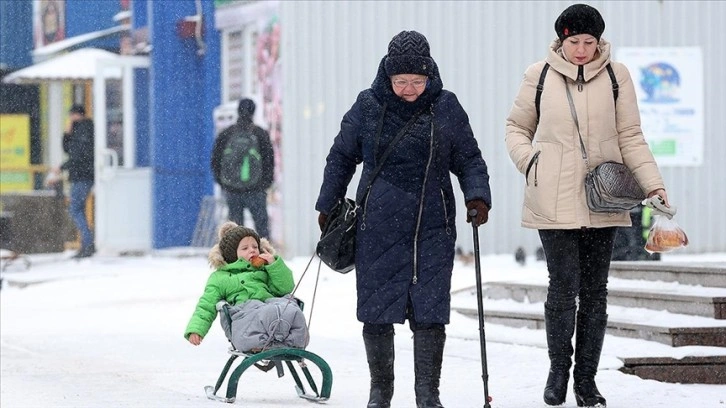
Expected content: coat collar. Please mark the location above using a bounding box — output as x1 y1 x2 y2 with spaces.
545 38 612 82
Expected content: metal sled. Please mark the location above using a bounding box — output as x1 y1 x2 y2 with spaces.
204 347 333 403
205 298 333 404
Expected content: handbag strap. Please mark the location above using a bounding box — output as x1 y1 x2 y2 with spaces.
358 105 426 229
563 74 591 170
367 106 425 191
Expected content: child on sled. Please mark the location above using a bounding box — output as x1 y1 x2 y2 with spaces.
184 222 308 352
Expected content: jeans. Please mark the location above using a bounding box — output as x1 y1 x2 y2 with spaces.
538 228 617 317
224 189 270 238
69 180 94 249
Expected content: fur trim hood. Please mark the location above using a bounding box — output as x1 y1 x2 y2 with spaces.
208 221 277 269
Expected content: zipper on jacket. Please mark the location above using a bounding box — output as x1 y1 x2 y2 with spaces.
525 150 541 186
576 65 584 92
440 189 451 235
360 186 372 230
412 114 435 285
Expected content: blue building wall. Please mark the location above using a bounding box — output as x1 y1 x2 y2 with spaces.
65 0 118 50
147 0 219 247
0 0 33 70
132 0 150 168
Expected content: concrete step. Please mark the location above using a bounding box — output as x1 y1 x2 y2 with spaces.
609 261 726 288
619 355 726 384
451 297 726 347
482 279 726 319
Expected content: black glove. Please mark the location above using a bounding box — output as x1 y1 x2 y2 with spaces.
465 200 489 227
318 212 328 232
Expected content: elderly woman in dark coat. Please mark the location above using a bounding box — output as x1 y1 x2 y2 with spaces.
316 30 492 408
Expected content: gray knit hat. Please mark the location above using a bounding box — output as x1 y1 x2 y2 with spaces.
218 222 261 264
384 30 434 77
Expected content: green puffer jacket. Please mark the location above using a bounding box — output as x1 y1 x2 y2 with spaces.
184 256 295 340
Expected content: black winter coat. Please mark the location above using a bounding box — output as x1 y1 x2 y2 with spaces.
210 119 275 193
316 58 492 325
61 119 95 182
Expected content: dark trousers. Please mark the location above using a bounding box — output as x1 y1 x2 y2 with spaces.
224 189 270 239
69 180 94 249
538 228 616 316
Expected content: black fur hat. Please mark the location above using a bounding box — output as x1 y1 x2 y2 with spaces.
384 30 434 77
218 222 260 264
555 4 605 41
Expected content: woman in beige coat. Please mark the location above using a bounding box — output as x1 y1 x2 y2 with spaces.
505 4 671 408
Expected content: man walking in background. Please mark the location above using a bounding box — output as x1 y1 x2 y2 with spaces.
50 104 95 259
211 98 274 239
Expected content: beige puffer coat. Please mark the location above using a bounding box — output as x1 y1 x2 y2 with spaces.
506 39 665 230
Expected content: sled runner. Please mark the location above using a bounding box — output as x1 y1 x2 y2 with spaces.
204 259 333 404
204 344 333 403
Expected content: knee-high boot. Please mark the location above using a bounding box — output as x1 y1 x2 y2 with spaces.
413 328 446 408
543 305 576 406
573 313 608 407
363 331 395 408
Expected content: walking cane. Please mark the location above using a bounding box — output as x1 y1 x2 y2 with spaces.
469 209 492 407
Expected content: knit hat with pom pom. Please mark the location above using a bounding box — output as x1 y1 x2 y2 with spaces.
217 222 261 264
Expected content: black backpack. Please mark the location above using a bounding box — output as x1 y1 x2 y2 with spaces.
535 62 619 123
219 126 263 191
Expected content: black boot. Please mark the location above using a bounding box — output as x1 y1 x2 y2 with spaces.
543 305 576 406
573 313 608 407
413 328 446 408
72 243 95 259
363 331 395 408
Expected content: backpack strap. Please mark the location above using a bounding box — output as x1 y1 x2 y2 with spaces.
535 63 550 124
605 63 619 102
535 62 619 123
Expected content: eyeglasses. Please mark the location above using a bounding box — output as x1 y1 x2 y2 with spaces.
391 78 428 89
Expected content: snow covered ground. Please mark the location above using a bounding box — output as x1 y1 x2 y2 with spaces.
1 250 725 407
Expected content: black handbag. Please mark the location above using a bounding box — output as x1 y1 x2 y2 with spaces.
564 76 645 213
316 197 358 273
316 105 423 273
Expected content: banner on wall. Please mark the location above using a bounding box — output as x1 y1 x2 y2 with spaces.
33 0 66 49
616 47 703 167
0 114 33 193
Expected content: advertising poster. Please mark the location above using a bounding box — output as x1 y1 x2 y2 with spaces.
0 115 32 193
33 0 66 48
616 47 703 166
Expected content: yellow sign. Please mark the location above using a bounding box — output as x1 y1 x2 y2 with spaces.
0 114 32 193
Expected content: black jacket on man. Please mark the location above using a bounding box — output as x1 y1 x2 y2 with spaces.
61 118 95 182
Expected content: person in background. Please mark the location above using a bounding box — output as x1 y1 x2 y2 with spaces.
50 104 95 259
211 98 275 239
505 4 671 407
316 30 492 408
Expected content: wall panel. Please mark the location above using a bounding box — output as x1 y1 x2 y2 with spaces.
280 1 725 258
